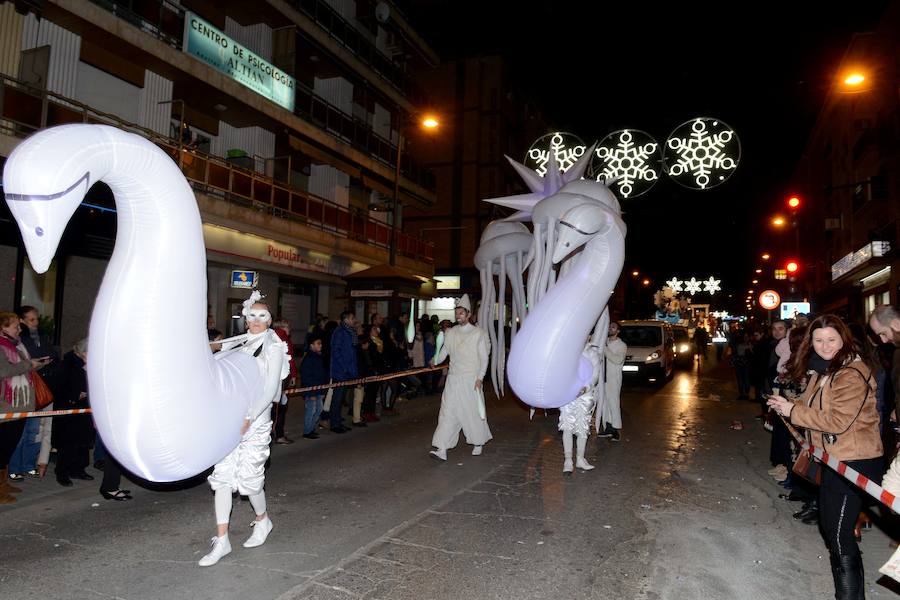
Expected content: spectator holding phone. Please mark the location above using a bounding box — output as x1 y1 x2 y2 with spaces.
0 311 50 503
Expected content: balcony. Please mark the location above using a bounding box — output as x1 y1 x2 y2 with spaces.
84 0 435 193
0 75 434 264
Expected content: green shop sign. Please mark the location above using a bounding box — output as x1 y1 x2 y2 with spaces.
183 12 295 111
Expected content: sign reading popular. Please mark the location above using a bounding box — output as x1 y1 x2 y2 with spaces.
183 12 295 111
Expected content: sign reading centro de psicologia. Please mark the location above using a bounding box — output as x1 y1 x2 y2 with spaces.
183 12 295 112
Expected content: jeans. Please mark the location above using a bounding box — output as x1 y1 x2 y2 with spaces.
820 457 882 559
304 394 324 434
330 387 349 429
9 418 40 474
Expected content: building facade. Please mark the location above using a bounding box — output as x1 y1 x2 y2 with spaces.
791 1 900 322
403 55 547 320
0 0 441 348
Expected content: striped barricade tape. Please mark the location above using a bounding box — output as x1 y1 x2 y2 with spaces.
0 365 448 420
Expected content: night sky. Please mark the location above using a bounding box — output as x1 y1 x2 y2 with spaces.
405 1 889 313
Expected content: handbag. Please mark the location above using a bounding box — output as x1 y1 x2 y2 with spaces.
32 371 53 410
792 448 823 485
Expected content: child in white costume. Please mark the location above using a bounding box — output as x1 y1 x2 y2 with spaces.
559 342 603 474
199 291 291 567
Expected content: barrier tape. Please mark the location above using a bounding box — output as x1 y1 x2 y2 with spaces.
0 365 448 420
283 364 446 396
0 408 92 420
778 414 899 512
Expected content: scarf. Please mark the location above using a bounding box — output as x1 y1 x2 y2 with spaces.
0 333 33 407
807 351 832 375
342 321 358 347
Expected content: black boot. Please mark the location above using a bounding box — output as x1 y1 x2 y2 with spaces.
793 499 818 520
831 553 864 600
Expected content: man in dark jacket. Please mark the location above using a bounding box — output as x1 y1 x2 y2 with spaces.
329 310 358 433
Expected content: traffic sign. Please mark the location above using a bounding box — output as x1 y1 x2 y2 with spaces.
758 289 781 310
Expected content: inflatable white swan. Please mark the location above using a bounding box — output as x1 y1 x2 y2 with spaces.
3 125 263 482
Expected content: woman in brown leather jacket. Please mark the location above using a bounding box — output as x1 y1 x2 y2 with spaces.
768 314 881 600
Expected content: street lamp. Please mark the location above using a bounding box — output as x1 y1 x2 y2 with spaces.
771 216 786 227
389 113 440 266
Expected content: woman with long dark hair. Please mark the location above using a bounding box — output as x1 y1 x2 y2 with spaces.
768 314 882 599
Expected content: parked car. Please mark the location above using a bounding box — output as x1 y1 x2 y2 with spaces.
618 320 675 384
671 324 693 368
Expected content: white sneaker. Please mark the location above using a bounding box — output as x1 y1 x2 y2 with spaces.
243 516 273 548
471 445 483 456
576 458 595 471
429 448 447 461
563 458 573 475
198 535 231 567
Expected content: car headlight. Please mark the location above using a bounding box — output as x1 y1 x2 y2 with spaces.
679 344 690 353
646 351 660 362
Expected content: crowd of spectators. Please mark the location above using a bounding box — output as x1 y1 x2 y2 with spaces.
719 305 899 598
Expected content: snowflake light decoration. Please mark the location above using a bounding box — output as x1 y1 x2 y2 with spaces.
684 277 703 295
590 129 660 199
665 277 684 292
702 276 721 295
524 132 587 177
664 117 740 190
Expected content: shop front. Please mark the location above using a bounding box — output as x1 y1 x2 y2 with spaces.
203 224 370 343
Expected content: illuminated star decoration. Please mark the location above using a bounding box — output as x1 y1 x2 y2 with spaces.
702 276 721 295
664 117 740 190
524 132 587 177
665 277 684 292
485 143 597 220
591 129 660 198
684 277 703 295
712 311 730 319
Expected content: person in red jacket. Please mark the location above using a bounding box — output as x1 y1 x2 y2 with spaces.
272 319 298 444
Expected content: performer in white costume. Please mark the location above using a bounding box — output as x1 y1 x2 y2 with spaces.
199 291 290 567
559 342 603 474
429 294 492 460
597 321 626 441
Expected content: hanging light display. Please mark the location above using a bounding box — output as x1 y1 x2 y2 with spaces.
663 117 740 190
524 132 587 176
589 129 660 199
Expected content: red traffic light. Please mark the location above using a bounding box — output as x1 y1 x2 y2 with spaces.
786 260 799 274
787 196 801 209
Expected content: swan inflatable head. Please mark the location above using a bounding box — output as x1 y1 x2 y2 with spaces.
3 125 113 272
553 201 626 264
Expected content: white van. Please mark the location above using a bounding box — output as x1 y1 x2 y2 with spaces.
617 320 675 384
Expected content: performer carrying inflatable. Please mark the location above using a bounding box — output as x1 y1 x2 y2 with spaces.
199 291 290 567
559 342 603 474
429 294 492 461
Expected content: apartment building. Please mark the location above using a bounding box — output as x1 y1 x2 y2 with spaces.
0 0 441 347
790 1 900 321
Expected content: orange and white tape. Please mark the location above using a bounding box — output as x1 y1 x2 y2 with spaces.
0 365 448 420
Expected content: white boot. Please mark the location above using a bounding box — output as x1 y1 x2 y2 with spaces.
562 432 574 475
576 435 594 471
471 445 483 456
198 535 231 567
429 448 447 461
243 516 273 548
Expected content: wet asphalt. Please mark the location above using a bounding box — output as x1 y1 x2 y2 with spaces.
1 354 899 599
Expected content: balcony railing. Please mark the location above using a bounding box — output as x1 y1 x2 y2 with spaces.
85 0 436 193
0 75 434 264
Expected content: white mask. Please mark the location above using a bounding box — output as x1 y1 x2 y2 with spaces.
246 309 271 324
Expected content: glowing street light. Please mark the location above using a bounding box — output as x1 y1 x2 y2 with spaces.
752 279 758 284
642 279 651 286
844 72 866 86
755 268 762 274
421 116 440 129
761 253 770 260
772 216 786 227
632 270 640 277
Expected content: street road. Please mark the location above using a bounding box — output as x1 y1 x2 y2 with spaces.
1 356 897 599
